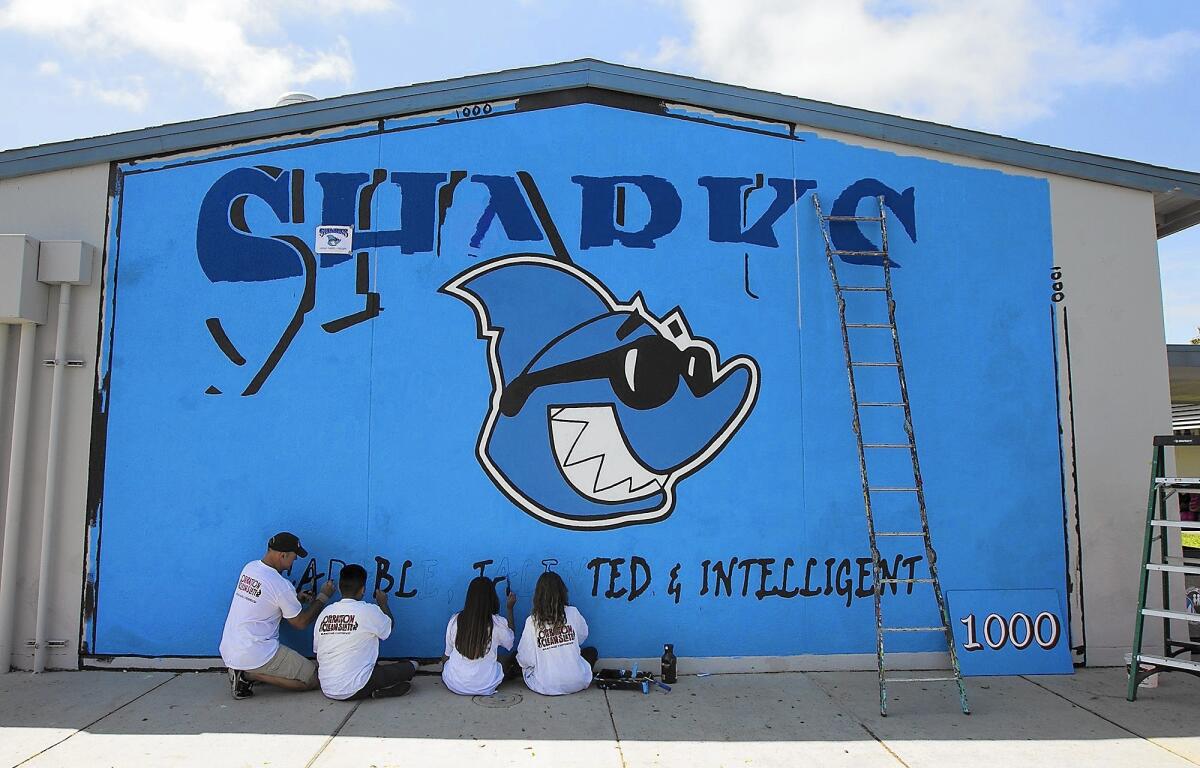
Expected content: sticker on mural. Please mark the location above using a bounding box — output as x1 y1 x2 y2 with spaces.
315 225 352 255
442 256 760 530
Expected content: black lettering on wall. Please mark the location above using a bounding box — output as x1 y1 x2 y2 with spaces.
754 558 777 600
800 557 821 596
396 559 417 598
878 555 901 596
606 558 628 599
586 557 609 597
296 558 325 597
736 558 769 598
822 558 837 596
711 557 738 597
668 563 682 604
902 555 922 595
779 557 801 598
629 556 651 601
327 559 346 589
374 556 395 595
855 557 873 598
835 559 853 607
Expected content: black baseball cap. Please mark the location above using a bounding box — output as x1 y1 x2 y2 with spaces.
268 532 308 558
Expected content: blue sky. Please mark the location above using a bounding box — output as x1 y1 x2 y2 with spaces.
1 0 1196 341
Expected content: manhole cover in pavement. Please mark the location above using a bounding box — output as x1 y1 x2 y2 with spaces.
472 692 523 708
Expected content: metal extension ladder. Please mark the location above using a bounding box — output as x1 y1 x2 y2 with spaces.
812 194 969 716
1127 434 1200 700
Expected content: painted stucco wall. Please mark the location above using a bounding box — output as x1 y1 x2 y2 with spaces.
0 96 1175 674
0 163 109 670
803 125 1173 665
1048 177 1172 666
81 101 1073 674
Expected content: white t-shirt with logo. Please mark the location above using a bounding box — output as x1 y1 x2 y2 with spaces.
313 598 393 700
442 613 515 696
219 559 303 670
516 606 592 695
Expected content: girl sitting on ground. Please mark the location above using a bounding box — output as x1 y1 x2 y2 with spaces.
516 571 598 695
441 576 517 696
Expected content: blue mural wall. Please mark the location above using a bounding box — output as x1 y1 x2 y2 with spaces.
88 99 1069 673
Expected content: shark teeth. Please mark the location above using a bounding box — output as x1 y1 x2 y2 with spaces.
549 405 666 503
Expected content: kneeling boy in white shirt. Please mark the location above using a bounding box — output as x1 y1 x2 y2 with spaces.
314 564 416 700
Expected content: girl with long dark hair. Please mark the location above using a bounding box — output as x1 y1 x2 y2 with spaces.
441 576 517 695
515 571 597 695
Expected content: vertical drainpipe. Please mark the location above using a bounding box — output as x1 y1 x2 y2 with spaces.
0 325 8 579
0 324 9 416
0 322 39 673
26 242 93 673
32 284 72 673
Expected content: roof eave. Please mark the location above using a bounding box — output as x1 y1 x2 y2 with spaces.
1158 199 1200 239
1 59 1197 238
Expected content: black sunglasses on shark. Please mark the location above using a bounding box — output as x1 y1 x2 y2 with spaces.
498 333 719 418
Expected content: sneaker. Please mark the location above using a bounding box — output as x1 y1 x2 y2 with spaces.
370 681 412 699
229 669 255 700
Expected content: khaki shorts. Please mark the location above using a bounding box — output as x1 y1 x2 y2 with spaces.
248 645 316 686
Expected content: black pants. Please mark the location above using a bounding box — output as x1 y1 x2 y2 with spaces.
499 652 521 681
348 661 416 700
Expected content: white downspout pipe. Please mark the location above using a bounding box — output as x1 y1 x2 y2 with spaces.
0 324 10 527
0 324 9 420
33 284 72 673
0 322 38 673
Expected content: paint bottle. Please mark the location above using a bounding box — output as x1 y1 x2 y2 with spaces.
661 643 677 684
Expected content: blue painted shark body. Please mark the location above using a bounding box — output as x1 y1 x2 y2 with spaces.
443 255 759 530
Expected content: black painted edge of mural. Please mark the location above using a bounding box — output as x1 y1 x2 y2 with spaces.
79 162 124 657
117 86 800 178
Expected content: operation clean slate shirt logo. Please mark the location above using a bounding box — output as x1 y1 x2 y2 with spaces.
318 614 360 633
315 225 353 255
236 574 262 599
536 623 576 649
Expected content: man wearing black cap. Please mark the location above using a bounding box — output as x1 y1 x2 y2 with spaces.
219 532 334 700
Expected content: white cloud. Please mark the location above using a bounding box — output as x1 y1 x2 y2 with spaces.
33 56 147 110
68 76 150 111
650 0 1200 129
310 0 394 13
0 0 397 110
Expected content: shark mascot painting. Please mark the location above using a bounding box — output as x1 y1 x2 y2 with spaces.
442 255 760 530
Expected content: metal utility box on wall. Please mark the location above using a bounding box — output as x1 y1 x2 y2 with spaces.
0 235 47 324
37 240 95 286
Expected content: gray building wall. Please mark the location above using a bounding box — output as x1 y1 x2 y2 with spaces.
1048 178 1173 666
0 163 109 670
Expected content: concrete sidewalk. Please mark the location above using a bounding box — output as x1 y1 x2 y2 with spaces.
3 667 1199 767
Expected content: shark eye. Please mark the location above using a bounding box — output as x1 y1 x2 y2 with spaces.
615 336 681 410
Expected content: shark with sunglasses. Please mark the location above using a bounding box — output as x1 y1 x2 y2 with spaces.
442 255 759 530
